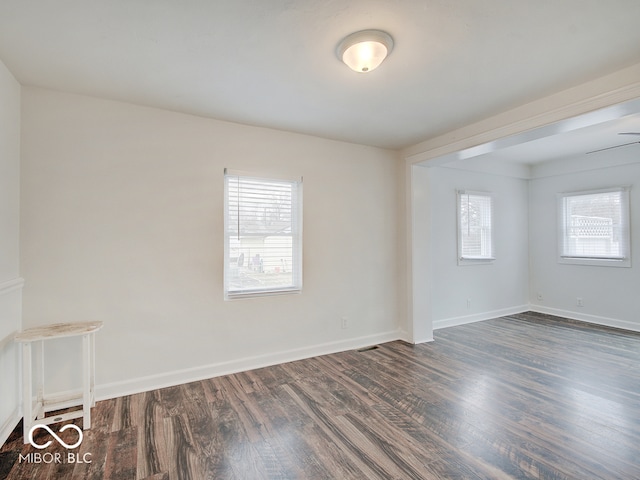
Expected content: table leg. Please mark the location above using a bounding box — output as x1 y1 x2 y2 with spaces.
90 332 96 407
22 342 32 444
36 340 44 420
82 333 91 429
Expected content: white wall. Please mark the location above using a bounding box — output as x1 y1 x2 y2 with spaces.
410 148 640 335
405 164 434 343
529 151 640 331
0 58 23 445
426 165 530 328
20 87 403 398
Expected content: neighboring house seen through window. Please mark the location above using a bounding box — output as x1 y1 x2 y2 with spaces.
558 187 630 267
224 170 303 298
457 190 494 265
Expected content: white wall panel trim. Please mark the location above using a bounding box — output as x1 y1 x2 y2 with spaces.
0 277 24 297
0 406 21 447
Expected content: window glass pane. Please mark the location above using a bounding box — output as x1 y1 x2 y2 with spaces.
561 189 628 261
459 192 493 261
224 173 302 297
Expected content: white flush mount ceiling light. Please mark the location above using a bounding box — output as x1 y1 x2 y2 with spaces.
337 29 394 73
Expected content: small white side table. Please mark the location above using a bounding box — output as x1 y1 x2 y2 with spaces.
14 321 103 444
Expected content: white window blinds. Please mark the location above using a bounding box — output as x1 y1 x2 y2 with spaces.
559 187 630 265
458 191 494 262
224 171 303 298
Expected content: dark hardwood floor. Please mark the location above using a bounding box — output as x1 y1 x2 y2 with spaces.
2 311 640 479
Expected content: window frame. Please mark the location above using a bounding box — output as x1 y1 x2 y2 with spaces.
223 170 303 299
557 186 631 268
457 190 495 266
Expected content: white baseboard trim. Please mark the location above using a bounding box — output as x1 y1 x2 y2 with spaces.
0 406 21 447
529 305 640 333
397 328 410 343
396 329 434 344
433 305 530 330
96 329 402 401
413 335 434 344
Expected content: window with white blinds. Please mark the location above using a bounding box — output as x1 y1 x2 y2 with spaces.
558 187 630 267
457 191 494 264
224 171 303 298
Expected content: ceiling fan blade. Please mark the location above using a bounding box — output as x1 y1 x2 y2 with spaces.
586 140 640 154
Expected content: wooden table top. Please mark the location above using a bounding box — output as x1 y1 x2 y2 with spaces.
14 321 104 343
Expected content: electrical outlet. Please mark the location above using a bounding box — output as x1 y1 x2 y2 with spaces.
466 298 471 309
577 297 584 307
341 316 349 329
536 293 543 302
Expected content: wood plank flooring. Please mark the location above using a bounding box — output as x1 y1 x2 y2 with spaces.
2 311 640 479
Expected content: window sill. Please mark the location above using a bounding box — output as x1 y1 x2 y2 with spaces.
225 287 302 300
558 257 631 268
458 257 495 266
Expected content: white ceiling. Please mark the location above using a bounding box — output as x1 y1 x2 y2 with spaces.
1 0 640 155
